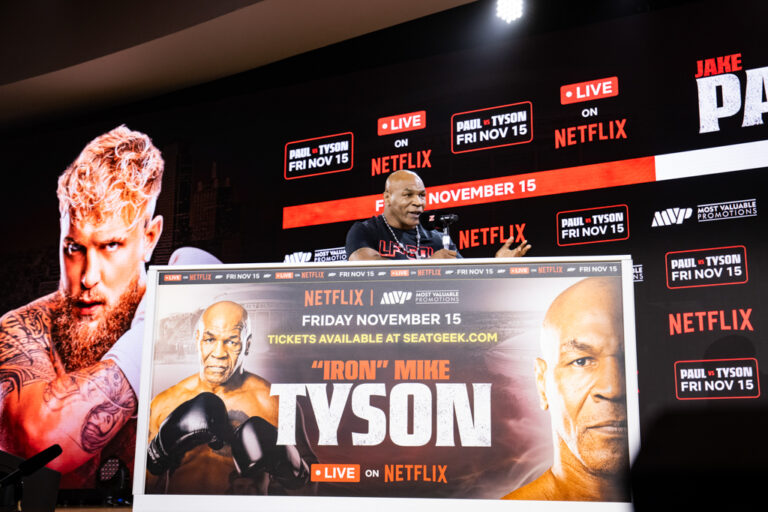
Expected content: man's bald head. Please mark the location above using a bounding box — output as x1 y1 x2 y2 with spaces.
384 170 424 193
534 277 628 476
196 301 252 385
540 277 622 359
200 301 249 331
382 170 426 230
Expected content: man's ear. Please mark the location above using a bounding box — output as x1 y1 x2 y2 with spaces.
244 335 251 356
143 215 164 262
534 357 549 410
383 190 391 207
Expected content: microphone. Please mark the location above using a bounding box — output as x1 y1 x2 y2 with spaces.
0 445 62 488
419 211 459 230
419 211 459 249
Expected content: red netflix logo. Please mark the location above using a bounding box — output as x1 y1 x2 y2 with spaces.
561 77 619 105
668 308 753 335
378 111 426 136
458 223 525 250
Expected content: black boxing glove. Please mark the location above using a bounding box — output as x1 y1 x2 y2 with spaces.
231 416 310 489
147 392 231 475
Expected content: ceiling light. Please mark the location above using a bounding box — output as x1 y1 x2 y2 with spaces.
497 0 523 23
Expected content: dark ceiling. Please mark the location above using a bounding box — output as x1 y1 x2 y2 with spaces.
0 0 704 128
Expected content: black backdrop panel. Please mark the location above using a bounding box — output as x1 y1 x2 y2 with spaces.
0 0 766 495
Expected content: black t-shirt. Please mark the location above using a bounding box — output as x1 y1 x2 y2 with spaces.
345 215 460 260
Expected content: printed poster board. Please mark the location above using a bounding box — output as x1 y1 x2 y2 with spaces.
134 256 639 511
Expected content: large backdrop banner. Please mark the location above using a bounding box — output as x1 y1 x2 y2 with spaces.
0 0 765 499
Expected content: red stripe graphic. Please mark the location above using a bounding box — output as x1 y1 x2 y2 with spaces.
282 156 656 229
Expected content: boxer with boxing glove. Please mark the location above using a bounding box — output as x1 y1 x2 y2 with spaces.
232 416 310 489
147 392 231 475
147 300 316 494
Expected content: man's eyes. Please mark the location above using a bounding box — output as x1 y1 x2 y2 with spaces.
64 242 84 255
569 357 595 367
63 241 123 254
203 338 240 346
104 241 123 252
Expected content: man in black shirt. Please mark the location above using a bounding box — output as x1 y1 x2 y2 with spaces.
345 170 531 260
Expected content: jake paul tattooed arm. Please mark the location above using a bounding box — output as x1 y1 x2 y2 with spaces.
0 294 136 473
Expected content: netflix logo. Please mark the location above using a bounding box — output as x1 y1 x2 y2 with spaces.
378 111 426 136
458 223 526 250
669 308 753 335
554 119 627 149
371 150 431 176
560 76 619 104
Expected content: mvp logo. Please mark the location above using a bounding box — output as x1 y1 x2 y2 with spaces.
284 252 312 263
652 207 693 227
381 291 413 305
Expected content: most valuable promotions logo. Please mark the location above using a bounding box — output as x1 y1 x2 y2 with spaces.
651 207 693 227
313 246 347 262
284 251 312 263
653 199 757 227
698 199 757 222
696 52 768 133
380 290 413 305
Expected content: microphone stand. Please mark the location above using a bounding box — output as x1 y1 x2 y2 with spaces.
0 445 62 512
439 214 458 250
